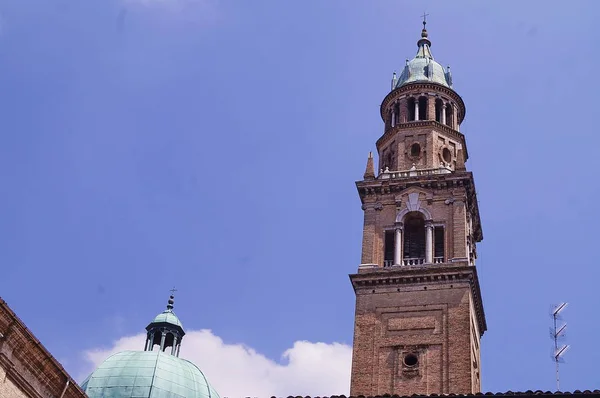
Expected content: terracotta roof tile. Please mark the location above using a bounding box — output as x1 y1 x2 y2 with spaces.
268 392 600 398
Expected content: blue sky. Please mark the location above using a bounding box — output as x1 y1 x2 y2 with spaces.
0 0 599 395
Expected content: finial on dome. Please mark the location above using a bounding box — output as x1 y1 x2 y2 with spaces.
417 13 432 50
421 12 429 36
167 287 177 310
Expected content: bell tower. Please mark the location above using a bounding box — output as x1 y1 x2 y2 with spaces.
349 22 486 396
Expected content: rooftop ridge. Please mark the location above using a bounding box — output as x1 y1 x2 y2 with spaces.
272 392 600 398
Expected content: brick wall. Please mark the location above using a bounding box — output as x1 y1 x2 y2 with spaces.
349 266 483 396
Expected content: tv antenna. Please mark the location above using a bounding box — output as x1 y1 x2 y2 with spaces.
550 303 569 391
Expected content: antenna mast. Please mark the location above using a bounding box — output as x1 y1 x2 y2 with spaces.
550 302 569 391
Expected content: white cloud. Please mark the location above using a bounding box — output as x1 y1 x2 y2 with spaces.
82 329 352 398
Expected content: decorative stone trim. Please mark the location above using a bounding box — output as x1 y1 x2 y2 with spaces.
361 203 384 211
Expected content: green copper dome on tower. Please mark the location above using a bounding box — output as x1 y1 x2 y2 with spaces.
151 311 183 329
81 294 220 398
392 20 453 90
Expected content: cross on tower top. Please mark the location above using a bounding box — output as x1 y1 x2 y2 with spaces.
169 287 178 296
421 12 429 28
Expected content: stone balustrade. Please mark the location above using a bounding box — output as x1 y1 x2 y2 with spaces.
378 164 452 179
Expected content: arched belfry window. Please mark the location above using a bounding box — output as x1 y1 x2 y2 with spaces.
445 103 454 128
403 212 426 262
435 99 444 122
393 102 400 126
407 97 416 121
148 331 162 351
418 97 428 121
163 332 176 352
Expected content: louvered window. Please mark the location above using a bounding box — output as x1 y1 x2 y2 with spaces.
407 98 416 121
384 230 395 267
403 214 425 259
434 226 445 260
418 97 428 120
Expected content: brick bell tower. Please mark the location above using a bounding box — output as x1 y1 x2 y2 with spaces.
349 21 486 396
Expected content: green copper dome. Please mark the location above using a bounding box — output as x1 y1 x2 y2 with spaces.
80 294 220 398
81 351 220 398
152 310 183 329
393 23 453 89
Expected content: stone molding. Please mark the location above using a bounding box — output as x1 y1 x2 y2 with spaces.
349 264 487 336
375 120 469 161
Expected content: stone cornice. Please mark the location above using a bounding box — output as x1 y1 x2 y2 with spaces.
349 264 487 336
375 120 470 161
0 298 86 398
356 170 473 194
380 82 466 124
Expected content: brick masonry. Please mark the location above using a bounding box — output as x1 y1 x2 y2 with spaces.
349 265 485 396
